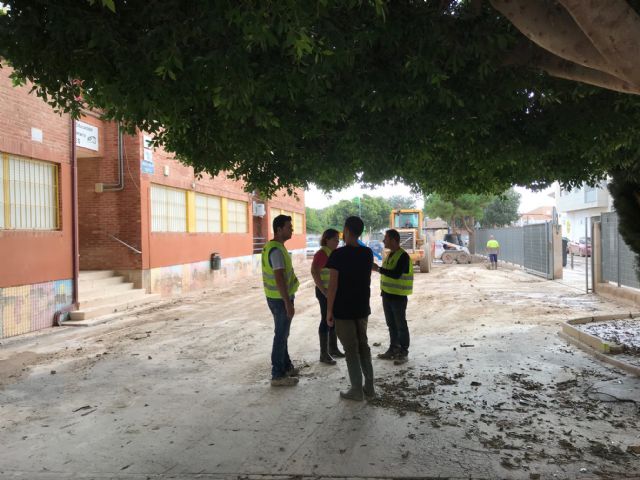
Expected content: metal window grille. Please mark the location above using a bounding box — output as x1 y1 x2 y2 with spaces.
227 199 247 233
195 193 221 233
150 184 187 232
0 154 59 230
294 213 303 234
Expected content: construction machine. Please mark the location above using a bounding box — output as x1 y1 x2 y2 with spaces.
433 239 471 264
389 209 432 273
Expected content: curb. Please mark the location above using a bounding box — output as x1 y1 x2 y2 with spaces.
559 312 640 377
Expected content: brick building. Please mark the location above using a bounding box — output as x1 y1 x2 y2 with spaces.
0 68 306 339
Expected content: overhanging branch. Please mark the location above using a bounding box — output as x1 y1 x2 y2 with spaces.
558 0 640 87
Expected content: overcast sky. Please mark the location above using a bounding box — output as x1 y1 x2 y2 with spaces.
304 183 555 214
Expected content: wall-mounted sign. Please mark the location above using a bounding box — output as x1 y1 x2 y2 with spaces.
75 121 99 151
141 135 154 174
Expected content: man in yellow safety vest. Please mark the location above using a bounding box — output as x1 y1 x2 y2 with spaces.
262 214 300 387
372 228 413 365
486 235 500 270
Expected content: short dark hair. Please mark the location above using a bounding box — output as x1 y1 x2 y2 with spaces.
273 214 292 233
386 229 400 243
320 228 340 246
344 216 364 238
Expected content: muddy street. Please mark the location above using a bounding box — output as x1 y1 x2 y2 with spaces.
1 262 639 479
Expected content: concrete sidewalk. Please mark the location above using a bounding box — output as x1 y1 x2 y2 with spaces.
1 264 639 479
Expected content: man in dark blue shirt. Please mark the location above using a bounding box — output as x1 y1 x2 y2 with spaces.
326 216 375 401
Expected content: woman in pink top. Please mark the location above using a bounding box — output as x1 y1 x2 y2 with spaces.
310 228 344 364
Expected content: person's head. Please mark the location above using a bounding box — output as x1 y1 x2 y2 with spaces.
320 228 340 251
343 216 364 244
384 229 400 250
489 235 495 240
273 214 293 241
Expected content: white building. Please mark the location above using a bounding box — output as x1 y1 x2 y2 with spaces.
551 181 611 241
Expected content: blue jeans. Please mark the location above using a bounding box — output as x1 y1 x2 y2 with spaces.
267 296 294 379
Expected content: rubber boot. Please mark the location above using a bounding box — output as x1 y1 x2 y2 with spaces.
319 332 336 365
328 329 345 358
361 352 375 398
340 352 364 401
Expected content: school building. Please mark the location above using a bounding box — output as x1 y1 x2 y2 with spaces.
0 68 306 339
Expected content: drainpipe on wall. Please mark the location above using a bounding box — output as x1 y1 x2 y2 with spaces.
54 117 80 325
96 123 125 192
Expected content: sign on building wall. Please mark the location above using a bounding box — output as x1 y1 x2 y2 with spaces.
141 135 155 174
75 121 99 151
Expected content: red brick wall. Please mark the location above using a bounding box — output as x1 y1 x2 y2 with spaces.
266 189 306 250
77 121 143 270
141 146 255 268
0 69 73 287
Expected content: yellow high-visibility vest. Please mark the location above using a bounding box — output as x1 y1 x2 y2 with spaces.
261 240 299 299
380 248 413 296
319 246 332 289
486 239 500 251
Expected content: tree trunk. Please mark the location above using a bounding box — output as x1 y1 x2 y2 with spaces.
491 0 640 94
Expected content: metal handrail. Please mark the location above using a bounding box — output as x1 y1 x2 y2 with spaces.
108 234 142 254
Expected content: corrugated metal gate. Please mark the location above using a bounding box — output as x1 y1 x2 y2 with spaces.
476 222 554 279
600 212 640 289
523 223 553 279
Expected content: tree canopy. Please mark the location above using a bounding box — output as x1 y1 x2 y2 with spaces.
2 1 639 197
481 188 521 228
424 193 493 234
308 195 394 234
1 1 639 260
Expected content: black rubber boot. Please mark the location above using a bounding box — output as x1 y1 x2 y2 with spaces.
328 329 345 358
319 332 336 365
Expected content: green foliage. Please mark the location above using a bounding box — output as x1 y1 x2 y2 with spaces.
387 195 416 209
305 207 325 234
481 188 521 227
608 170 640 281
3 0 639 200
424 193 492 232
307 195 392 234
2 1 640 257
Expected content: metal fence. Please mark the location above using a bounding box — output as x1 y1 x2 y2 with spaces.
475 222 554 279
600 212 640 289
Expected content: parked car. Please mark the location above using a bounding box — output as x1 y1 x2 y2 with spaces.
367 240 384 261
568 237 592 257
305 240 320 257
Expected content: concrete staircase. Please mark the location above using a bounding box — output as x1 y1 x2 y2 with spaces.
68 271 161 322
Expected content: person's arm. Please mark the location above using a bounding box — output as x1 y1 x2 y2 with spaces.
270 248 294 319
310 251 328 296
274 269 295 319
326 268 339 327
378 252 409 279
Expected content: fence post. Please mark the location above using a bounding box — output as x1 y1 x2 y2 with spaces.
617 227 621 288
592 220 601 291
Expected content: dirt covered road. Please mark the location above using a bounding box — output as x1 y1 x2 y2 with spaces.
1 262 639 479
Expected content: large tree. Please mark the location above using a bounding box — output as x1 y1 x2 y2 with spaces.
1 1 639 261
481 188 521 228
424 192 493 251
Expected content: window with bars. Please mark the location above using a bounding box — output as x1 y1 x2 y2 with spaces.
226 199 248 233
195 193 221 233
293 212 304 234
150 184 187 232
0 154 59 230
